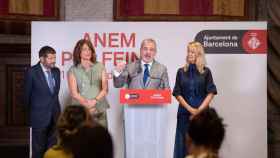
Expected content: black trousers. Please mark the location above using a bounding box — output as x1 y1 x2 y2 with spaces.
31 118 57 158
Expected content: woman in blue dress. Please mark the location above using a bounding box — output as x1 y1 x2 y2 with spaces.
173 41 217 158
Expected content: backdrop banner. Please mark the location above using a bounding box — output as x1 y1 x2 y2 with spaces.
32 22 267 158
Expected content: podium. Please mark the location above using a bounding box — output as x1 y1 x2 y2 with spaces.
120 89 171 158
120 89 171 105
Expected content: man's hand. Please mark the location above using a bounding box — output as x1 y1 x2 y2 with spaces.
115 61 126 73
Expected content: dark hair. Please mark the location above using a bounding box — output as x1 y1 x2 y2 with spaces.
73 39 96 66
38 46 56 58
72 126 114 158
56 105 94 151
188 108 225 153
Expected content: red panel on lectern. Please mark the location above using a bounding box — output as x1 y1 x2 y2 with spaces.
120 89 171 105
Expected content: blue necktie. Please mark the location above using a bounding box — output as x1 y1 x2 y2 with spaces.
143 64 149 85
46 70 55 94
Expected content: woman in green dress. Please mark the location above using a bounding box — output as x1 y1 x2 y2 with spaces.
67 39 110 128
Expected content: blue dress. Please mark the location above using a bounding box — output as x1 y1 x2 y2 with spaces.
173 64 217 158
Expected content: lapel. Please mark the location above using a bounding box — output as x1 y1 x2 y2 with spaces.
36 62 53 95
135 60 146 89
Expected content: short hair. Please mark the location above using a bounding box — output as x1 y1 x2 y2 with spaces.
38 46 56 58
73 39 96 66
140 38 157 52
56 105 94 151
188 108 225 153
72 126 114 158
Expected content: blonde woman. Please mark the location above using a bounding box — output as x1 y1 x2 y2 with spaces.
173 41 217 158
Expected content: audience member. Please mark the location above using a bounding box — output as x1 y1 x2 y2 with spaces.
72 126 113 158
186 108 225 158
44 105 94 158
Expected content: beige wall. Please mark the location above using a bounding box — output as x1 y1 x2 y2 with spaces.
65 0 113 21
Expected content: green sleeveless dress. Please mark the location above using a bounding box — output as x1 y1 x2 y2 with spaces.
68 62 110 127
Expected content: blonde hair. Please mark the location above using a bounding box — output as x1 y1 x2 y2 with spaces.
184 41 206 74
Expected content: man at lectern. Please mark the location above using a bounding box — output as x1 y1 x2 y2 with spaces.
113 38 170 90
113 38 170 158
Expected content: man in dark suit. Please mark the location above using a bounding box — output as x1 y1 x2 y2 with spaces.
24 46 61 158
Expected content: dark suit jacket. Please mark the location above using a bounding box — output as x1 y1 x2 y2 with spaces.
24 62 61 128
